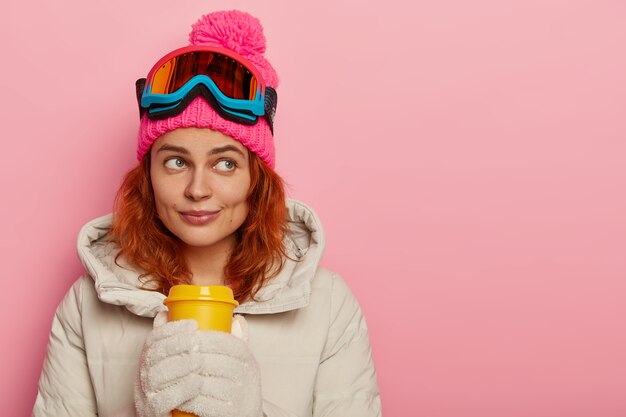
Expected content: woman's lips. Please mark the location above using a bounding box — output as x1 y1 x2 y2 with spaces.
179 210 221 225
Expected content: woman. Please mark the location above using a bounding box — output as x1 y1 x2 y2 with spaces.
33 10 381 417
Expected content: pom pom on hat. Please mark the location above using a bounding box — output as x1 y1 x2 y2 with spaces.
137 10 278 167
189 10 267 56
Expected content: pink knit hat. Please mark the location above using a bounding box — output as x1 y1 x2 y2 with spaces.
137 10 279 168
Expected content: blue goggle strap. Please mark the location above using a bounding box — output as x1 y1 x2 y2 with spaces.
141 75 265 117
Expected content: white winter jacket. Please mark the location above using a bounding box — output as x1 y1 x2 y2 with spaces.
33 199 381 417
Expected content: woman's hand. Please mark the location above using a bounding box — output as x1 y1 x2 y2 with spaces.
135 319 203 417
178 329 262 417
135 313 262 417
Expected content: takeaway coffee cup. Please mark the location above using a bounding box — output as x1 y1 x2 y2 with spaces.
164 284 239 332
164 284 239 417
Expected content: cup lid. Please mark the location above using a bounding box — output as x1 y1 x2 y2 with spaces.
164 285 239 306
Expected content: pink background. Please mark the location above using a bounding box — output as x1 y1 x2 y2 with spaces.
1 0 625 415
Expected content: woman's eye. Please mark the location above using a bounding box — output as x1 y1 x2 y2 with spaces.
164 158 186 169
214 159 236 172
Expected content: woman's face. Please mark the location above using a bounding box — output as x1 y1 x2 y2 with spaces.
150 127 251 251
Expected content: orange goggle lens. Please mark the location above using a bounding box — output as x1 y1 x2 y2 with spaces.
148 51 259 100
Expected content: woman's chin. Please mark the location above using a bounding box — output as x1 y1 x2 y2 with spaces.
175 229 237 251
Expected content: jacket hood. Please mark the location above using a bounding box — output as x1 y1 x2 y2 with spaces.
76 199 325 318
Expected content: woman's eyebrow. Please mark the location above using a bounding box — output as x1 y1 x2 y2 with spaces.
156 143 245 158
208 145 246 158
156 144 189 154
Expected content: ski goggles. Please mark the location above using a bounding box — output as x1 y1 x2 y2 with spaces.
136 45 277 132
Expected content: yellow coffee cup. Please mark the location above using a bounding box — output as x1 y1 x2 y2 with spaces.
164 284 239 332
164 284 239 417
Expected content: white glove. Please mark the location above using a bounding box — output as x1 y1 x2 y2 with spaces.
231 314 249 341
135 318 203 417
178 329 262 417
135 313 262 417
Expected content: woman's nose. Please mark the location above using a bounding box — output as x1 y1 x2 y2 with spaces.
184 169 212 200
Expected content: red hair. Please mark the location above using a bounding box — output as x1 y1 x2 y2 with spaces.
108 151 289 302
